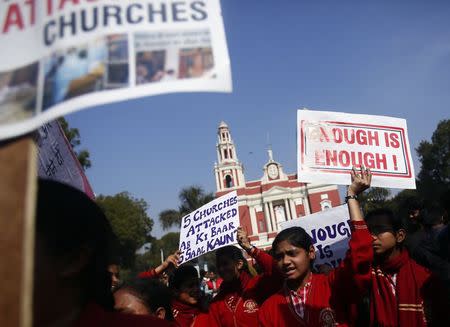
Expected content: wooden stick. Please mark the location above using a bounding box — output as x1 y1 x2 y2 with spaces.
0 137 37 327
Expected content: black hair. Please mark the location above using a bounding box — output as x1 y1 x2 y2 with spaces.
169 265 198 291
422 206 445 227
272 227 313 252
365 208 404 233
36 179 115 310
121 278 174 321
215 245 250 274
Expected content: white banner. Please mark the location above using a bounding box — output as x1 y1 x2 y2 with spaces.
297 109 416 189
36 120 94 198
0 0 232 140
280 205 351 271
178 191 239 264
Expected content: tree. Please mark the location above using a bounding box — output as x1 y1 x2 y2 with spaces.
357 187 391 214
96 192 153 268
135 232 180 273
159 186 214 230
58 117 92 170
416 119 450 208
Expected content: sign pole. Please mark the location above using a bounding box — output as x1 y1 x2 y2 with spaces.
0 136 37 327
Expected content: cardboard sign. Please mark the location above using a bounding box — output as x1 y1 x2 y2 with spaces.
280 205 351 270
297 109 416 189
36 120 94 198
0 0 232 140
178 191 239 264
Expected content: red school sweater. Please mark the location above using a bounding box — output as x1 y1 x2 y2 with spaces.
258 221 373 327
208 248 283 327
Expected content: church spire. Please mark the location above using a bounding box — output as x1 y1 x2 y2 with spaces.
214 122 245 192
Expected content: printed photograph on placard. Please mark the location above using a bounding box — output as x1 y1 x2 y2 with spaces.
42 34 129 110
134 29 215 85
178 47 214 79
0 62 38 126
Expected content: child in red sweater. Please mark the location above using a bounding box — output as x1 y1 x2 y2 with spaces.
364 208 447 326
207 228 283 327
138 252 208 327
258 167 374 327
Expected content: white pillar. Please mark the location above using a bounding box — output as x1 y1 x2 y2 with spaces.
264 202 273 232
232 168 238 187
289 199 297 219
215 170 220 191
249 207 258 236
284 199 290 220
269 202 277 231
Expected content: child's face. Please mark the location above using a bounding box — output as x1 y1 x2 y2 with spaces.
370 231 398 255
274 240 314 281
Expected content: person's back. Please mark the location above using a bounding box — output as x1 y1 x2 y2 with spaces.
34 179 172 327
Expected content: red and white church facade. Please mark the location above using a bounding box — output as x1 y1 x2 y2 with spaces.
214 121 341 250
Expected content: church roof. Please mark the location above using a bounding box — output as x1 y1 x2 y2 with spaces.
218 121 228 128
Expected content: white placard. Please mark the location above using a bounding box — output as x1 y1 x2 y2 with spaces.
0 0 232 140
280 205 351 270
297 109 416 189
36 120 94 198
178 191 239 264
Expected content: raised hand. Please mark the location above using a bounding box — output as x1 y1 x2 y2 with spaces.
348 166 372 196
237 227 252 252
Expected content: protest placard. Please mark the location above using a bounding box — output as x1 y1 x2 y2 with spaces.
280 205 351 270
297 109 416 189
0 0 232 140
178 191 239 264
36 120 94 198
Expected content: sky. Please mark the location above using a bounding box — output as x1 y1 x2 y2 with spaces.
66 0 450 238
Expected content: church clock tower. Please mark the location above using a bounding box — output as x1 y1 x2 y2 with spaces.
214 121 245 192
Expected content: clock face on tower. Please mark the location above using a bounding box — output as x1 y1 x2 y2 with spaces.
268 164 279 179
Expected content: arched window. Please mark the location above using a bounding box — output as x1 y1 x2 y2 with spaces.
225 175 233 188
320 200 332 211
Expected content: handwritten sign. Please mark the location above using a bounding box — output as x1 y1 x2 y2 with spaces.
297 109 415 189
36 120 94 198
178 191 239 264
0 0 232 140
280 205 351 270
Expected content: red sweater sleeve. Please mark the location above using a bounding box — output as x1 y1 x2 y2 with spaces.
251 247 277 275
328 221 373 293
137 268 158 279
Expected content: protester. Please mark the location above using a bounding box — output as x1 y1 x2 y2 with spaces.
207 227 283 327
169 265 209 327
113 278 174 322
34 179 172 327
366 206 447 326
138 251 209 327
107 263 120 292
138 250 181 279
258 166 373 326
205 269 222 298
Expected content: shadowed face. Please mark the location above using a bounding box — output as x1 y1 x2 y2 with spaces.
217 256 242 282
274 240 315 282
108 264 120 291
177 277 201 305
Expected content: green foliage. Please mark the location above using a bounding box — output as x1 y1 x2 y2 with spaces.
58 117 92 170
389 189 420 222
96 192 153 268
416 119 450 208
358 187 391 214
159 186 214 230
135 232 180 272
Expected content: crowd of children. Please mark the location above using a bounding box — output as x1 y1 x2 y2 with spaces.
34 166 449 327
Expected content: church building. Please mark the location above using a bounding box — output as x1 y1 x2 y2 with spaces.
214 121 341 250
